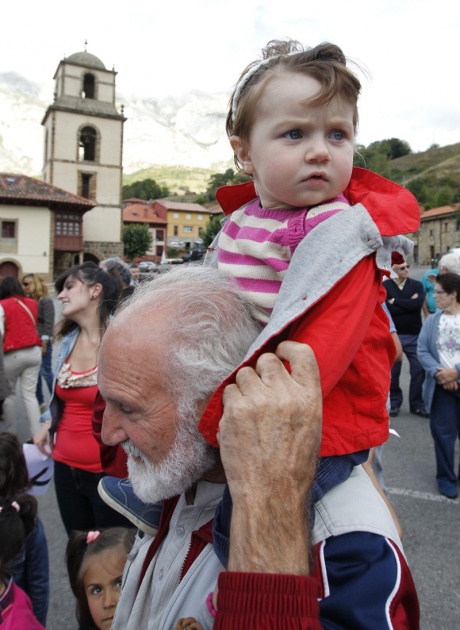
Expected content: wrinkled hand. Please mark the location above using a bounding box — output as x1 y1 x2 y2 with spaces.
33 422 53 456
443 381 459 392
219 341 322 575
219 341 322 501
436 366 459 385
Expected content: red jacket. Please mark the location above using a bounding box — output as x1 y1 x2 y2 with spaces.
1 296 41 353
198 168 420 456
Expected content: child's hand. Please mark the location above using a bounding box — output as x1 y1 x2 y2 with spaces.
175 618 203 630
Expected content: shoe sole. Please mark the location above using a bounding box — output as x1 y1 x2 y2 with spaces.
97 480 159 537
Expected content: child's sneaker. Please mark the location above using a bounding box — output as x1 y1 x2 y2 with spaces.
98 476 162 536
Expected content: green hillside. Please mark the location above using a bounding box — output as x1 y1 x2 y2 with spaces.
123 164 216 195
123 142 460 208
388 142 460 184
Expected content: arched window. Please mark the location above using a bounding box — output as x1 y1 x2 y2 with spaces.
79 127 97 161
83 73 95 98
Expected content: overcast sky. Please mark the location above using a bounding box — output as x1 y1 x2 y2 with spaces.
2 0 459 153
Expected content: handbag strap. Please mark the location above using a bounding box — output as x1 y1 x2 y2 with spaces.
14 298 37 326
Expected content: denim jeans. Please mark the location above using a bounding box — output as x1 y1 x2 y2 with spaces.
53 460 132 535
36 343 53 405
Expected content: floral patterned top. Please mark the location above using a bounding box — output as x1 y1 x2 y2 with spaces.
437 313 460 373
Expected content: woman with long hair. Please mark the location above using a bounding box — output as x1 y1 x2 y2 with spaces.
22 274 55 412
0 276 42 436
33 263 130 534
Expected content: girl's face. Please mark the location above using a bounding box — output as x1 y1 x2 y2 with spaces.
58 274 94 321
232 73 355 210
82 549 125 630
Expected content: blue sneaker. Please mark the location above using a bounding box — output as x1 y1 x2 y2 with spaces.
98 477 162 536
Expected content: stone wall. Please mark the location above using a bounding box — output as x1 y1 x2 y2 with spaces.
412 213 460 265
84 240 123 261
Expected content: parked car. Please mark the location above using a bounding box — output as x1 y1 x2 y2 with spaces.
157 258 185 274
182 249 204 262
138 261 158 273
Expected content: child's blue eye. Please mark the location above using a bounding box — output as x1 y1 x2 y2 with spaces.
284 129 302 140
330 130 345 141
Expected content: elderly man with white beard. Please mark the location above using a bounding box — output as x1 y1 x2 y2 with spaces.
98 267 419 630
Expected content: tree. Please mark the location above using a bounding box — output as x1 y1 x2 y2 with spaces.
123 224 153 260
354 138 411 175
201 214 224 247
195 169 250 204
436 187 453 207
122 178 170 200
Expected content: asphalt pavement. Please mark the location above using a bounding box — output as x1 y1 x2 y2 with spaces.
15 265 460 629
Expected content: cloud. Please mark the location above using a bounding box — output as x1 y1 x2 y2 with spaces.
1 0 459 153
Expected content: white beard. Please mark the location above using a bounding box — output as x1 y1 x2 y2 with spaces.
122 411 217 504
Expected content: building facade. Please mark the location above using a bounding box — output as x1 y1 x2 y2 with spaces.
0 174 95 281
151 200 212 248
123 199 167 259
407 204 460 264
42 48 125 267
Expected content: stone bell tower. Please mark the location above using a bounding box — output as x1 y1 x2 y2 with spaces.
42 46 126 267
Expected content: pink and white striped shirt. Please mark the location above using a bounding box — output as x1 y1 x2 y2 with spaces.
217 194 350 323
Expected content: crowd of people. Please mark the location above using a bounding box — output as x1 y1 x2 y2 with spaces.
0 37 458 629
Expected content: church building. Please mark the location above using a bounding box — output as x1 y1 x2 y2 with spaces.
41 47 125 271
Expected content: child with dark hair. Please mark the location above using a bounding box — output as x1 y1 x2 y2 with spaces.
0 432 49 626
66 527 135 630
0 494 45 629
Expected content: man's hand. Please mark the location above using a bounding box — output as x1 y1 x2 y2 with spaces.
219 341 322 575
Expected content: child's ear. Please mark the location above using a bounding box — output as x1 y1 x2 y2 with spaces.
230 136 254 175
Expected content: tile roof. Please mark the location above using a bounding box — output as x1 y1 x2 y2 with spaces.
153 200 212 213
0 174 96 211
420 204 460 220
123 203 167 224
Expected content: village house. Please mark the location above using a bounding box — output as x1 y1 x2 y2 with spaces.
123 199 167 259
150 200 213 249
0 173 95 280
407 203 460 264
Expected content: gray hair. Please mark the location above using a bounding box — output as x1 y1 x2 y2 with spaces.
115 267 262 412
100 257 132 287
439 253 460 274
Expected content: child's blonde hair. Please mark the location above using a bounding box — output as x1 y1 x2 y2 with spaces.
227 39 361 170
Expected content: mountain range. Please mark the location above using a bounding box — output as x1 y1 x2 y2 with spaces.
0 71 234 180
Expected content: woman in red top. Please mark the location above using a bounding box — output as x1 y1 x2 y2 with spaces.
0 276 42 437
34 263 130 534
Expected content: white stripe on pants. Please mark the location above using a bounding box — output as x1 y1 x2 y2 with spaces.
3 345 41 436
